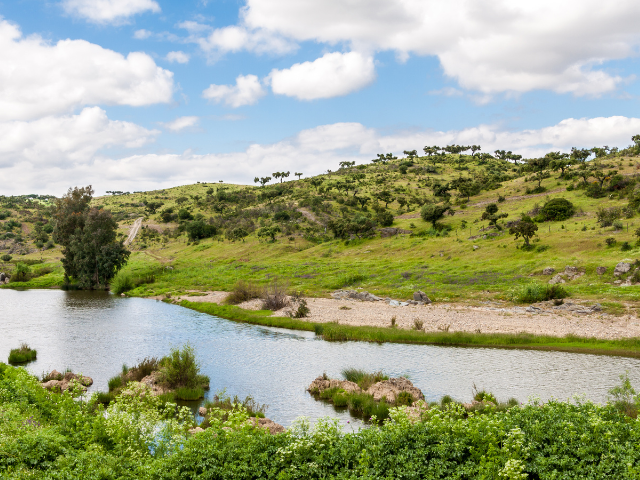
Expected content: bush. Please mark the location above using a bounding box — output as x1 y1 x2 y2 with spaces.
376 210 394 227
474 390 498 404
621 241 633 251
224 280 261 305
185 220 217 241
396 391 414 406
260 279 290 311
1 254 11 262
597 207 622 227
110 271 134 294
539 198 575 221
159 344 208 389
8 343 37 364
10 263 31 282
342 368 388 390
287 295 310 318
606 237 617 247
510 283 569 303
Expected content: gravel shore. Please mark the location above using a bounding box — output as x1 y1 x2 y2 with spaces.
175 291 640 340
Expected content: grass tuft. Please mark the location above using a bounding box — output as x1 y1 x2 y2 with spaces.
8 343 37 364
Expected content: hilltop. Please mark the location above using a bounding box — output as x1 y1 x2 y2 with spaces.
3 145 640 316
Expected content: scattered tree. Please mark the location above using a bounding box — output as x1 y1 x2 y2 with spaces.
509 214 538 247
481 203 508 229
420 203 455 228
257 225 281 242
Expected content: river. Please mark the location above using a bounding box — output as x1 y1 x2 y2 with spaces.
2 289 640 427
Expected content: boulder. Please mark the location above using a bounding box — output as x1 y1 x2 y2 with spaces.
0 272 4 282
198 406 208 416
473 245 479 250
413 291 431 304
331 290 381 302
307 376 362 395
548 274 566 285
140 371 170 395
249 417 285 434
596 266 607 275
307 376 331 394
542 267 555 275
41 371 92 393
379 228 413 238
564 266 578 275
366 377 424 404
614 262 632 276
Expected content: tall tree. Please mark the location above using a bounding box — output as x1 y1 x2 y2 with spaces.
54 186 129 289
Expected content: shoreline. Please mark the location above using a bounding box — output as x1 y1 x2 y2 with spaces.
173 294 640 358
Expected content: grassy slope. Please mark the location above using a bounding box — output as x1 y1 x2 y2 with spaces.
3 156 640 307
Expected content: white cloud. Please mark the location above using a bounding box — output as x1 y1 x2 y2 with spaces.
6 115 640 196
0 107 158 168
0 19 174 121
161 116 199 131
179 22 296 60
429 87 464 97
165 51 190 64
269 51 376 100
218 0 640 96
202 74 266 107
133 29 152 39
62 0 160 24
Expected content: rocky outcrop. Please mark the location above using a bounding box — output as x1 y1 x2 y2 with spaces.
248 417 285 434
542 267 555 275
596 266 607 275
332 290 382 302
41 370 93 393
413 291 431 304
140 371 170 396
366 377 424 404
548 266 584 284
307 376 363 395
379 228 412 238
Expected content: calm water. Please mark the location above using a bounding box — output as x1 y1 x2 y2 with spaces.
1 289 640 427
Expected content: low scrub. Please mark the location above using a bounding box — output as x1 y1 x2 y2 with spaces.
260 279 290 310
341 368 388 390
509 283 569 304
8 343 37 364
224 280 261 305
200 389 267 427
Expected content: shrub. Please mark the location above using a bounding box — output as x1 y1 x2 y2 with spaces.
474 390 497 404
1 254 11 262
597 206 622 227
260 279 290 310
413 319 424 330
201 389 267 424
621 241 633 252
108 375 123 392
539 198 575 221
396 391 414 406
342 368 388 390
225 280 261 305
8 343 37 364
159 344 208 389
606 237 617 247
185 220 217 241
110 271 134 294
287 295 310 318
510 283 569 303
376 210 394 227
10 263 31 282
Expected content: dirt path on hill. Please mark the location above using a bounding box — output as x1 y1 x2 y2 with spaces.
169 291 640 340
297 207 323 225
124 218 142 246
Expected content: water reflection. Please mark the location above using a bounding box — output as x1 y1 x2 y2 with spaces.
1 289 640 427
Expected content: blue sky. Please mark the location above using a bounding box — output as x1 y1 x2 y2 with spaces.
2 0 640 195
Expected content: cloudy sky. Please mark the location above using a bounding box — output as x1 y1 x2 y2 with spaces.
2 0 640 195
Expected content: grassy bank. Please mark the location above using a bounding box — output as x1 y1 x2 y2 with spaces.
179 300 640 357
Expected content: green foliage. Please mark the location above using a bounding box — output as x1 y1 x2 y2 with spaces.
257 225 281 242
481 203 508 229
110 270 134 295
159 344 208 390
341 368 389 390
174 386 205 401
185 220 217 241
509 282 569 303
597 206 623 227
224 280 261 305
376 209 394 227
420 202 454 227
327 213 377 239
0 254 11 262
539 198 575 221
509 214 538 246
8 343 37 364
54 186 130 289
10 262 31 282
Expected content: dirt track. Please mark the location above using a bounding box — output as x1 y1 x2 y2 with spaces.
124 218 142 246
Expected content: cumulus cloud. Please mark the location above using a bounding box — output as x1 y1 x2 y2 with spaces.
202 74 266 107
215 0 640 96
0 107 158 168
0 19 174 121
269 51 376 100
161 116 199 131
165 51 190 64
179 22 296 60
62 0 160 24
133 29 152 39
5 115 640 196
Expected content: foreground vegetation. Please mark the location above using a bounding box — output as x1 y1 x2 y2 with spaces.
4 363 640 478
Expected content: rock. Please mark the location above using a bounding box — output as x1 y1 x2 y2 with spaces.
564 266 578 275
548 274 566 285
0 273 4 282
413 291 431 304
366 377 424 404
379 228 413 238
41 380 62 391
45 369 63 381
198 407 208 416
188 427 205 435
41 371 92 393
542 267 555 275
614 262 632 276
596 266 607 275
307 376 331 394
389 300 401 306
473 245 479 250
331 290 381 302
307 377 362 395
140 371 170 395
249 417 285 434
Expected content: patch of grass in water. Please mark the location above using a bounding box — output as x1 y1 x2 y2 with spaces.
8 343 37 364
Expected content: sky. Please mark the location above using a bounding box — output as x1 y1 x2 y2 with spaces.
2 0 640 195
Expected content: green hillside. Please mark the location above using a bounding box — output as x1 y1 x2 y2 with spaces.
3 145 640 310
